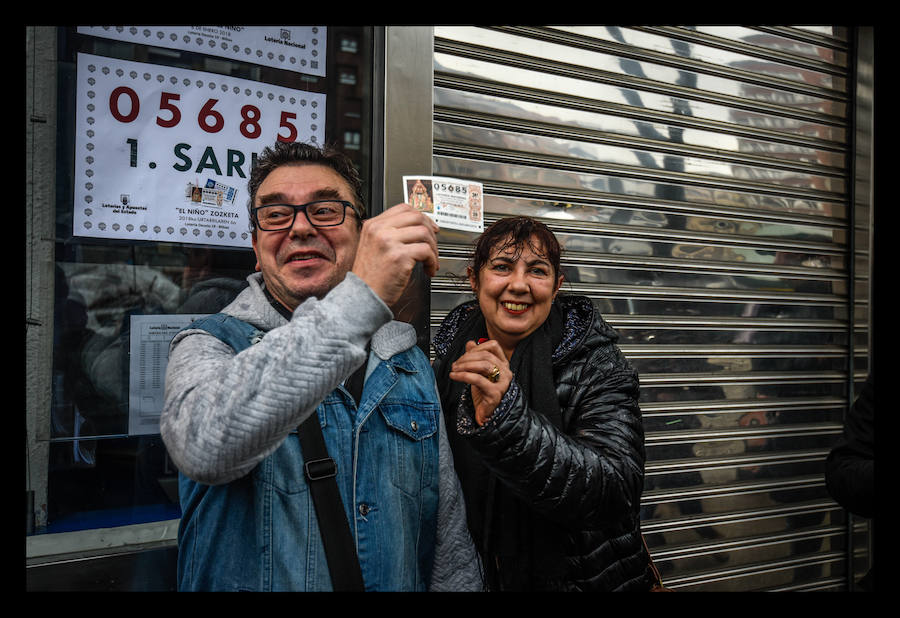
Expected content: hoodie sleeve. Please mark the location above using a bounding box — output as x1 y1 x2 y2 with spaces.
429 409 484 591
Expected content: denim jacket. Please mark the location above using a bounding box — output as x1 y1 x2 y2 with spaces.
176 312 440 591
164 275 480 592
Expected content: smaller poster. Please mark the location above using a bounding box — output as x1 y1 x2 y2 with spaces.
128 314 206 435
403 176 484 233
77 26 327 76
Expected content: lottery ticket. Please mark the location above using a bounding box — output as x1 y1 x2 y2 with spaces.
403 175 484 233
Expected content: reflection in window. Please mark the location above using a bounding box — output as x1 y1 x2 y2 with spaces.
339 65 357 85
340 35 359 54
344 130 361 150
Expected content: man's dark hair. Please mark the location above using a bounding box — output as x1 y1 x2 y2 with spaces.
247 141 366 232
470 216 562 282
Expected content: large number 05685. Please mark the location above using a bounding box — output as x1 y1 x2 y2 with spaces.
108 86 298 142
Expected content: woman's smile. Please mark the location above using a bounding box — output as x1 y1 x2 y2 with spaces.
501 301 531 314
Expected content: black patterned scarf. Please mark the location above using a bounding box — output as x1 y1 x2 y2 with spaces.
435 300 568 590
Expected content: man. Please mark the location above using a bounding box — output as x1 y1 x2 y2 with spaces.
161 141 481 591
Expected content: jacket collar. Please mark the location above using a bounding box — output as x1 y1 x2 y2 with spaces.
432 294 602 364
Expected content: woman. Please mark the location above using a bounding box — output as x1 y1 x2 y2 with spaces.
433 216 654 591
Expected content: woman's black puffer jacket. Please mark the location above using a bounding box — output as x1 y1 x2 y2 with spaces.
433 294 654 591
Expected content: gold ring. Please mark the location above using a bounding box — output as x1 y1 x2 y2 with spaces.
487 365 501 383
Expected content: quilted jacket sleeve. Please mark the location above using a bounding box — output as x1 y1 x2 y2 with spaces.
459 341 645 530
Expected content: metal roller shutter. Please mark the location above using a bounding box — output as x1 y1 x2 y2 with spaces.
429 25 871 591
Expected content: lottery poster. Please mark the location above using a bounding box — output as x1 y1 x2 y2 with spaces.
73 53 326 248
403 176 484 233
77 26 327 76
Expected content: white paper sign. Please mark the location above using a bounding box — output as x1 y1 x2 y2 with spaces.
128 314 206 435
77 26 327 76
74 53 326 247
403 176 484 233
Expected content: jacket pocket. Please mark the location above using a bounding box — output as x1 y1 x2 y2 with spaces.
255 438 309 495
378 401 439 497
255 407 329 495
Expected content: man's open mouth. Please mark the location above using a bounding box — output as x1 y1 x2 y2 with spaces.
288 252 325 262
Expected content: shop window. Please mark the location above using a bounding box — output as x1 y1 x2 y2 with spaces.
34 25 375 534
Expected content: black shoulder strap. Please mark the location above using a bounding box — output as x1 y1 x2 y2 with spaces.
297 414 365 591
184 313 365 591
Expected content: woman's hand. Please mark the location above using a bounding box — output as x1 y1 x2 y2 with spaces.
449 339 512 426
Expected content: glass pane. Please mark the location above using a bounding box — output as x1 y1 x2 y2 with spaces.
42 25 375 534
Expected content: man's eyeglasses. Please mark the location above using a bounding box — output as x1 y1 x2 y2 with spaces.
252 200 359 231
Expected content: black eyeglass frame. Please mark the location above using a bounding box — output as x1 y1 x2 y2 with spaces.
251 200 362 231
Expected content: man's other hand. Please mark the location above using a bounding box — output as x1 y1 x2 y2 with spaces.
351 204 440 307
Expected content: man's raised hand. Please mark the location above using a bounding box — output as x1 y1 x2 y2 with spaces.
351 204 440 307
